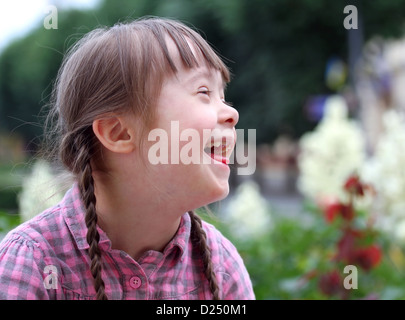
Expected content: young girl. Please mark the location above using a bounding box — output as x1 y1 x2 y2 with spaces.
0 17 255 300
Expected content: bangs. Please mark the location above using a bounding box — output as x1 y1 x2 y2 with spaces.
138 18 231 83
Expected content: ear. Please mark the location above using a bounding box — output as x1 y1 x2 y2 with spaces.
92 115 136 154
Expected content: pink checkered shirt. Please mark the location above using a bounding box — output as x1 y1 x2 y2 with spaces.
0 184 255 300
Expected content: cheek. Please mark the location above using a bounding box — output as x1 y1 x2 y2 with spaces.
165 112 218 154
179 112 217 138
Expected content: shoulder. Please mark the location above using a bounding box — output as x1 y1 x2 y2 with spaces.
201 219 256 300
0 192 76 269
1 203 64 251
0 204 67 276
1 183 83 254
0 210 54 264
0 207 65 300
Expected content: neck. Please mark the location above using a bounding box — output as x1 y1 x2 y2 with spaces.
92 170 183 260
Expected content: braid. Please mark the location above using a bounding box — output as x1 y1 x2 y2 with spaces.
62 131 107 300
188 211 220 300
79 160 108 300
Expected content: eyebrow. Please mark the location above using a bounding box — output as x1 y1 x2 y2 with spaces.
185 68 227 90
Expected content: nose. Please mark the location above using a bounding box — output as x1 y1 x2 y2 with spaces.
219 102 239 127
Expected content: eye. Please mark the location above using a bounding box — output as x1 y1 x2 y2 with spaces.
198 87 211 96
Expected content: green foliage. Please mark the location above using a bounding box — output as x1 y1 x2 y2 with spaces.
203 211 335 299
0 9 100 150
0 187 20 211
0 164 26 213
0 211 21 240
202 204 405 300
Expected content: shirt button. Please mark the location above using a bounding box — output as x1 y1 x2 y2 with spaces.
129 276 142 289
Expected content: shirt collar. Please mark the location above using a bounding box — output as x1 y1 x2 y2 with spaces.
162 211 191 259
62 183 190 258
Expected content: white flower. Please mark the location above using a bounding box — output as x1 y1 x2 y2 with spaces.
394 220 405 242
361 109 405 241
18 160 64 221
225 180 271 240
297 95 366 202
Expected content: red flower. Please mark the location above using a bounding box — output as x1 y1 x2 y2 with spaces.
350 245 382 271
340 204 354 221
335 228 364 261
334 228 382 271
325 203 340 223
318 270 342 297
344 175 365 197
324 202 354 223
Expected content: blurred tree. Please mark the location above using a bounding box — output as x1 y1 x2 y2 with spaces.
0 9 100 153
1 0 405 151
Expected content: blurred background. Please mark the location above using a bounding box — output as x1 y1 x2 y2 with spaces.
2 0 405 300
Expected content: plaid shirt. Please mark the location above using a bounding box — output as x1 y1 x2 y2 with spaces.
0 184 255 300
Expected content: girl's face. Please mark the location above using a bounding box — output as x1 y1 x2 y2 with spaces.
141 42 239 211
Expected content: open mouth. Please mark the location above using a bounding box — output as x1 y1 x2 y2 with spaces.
203 136 234 164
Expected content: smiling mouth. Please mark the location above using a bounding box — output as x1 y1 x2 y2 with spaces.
203 137 234 164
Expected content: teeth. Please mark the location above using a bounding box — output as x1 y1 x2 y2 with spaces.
205 140 222 148
204 138 233 157
213 141 221 148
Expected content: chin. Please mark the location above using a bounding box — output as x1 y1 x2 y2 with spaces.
186 182 229 213
206 180 230 204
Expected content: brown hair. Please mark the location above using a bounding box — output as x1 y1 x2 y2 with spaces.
45 17 230 300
